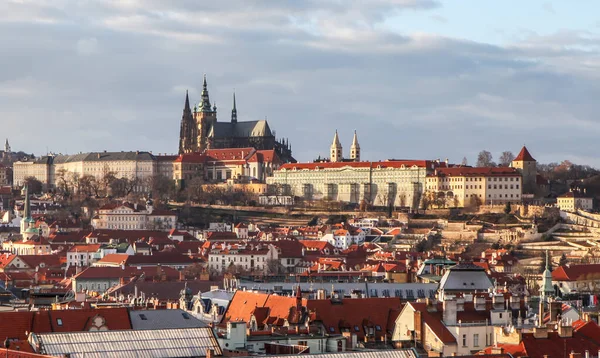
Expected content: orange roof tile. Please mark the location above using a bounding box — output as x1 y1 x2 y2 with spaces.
514 146 536 162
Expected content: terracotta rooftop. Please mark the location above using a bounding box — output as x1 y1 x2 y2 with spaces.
514 146 536 162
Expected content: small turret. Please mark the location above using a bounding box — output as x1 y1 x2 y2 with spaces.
350 130 360 162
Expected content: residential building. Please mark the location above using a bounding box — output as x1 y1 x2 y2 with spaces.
557 190 593 212
206 242 278 273
91 201 177 231
425 167 522 207
392 294 523 356
552 264 600 296
321 226 366 250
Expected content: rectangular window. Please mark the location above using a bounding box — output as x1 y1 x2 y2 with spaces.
474 334 479 347
462 334 467 347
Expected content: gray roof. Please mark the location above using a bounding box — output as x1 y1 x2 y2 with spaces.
439 264 494 292
251 350 418 358
208 120 272 138
129 309 208 330
238 282 438 299
32 327 221 358
51 151 155 163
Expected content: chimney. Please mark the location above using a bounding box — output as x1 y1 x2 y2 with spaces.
585 350 590 358
474 295 486 311
456 297 465 312
533 326 549 339
569 352 582 358
206 349 215 358
443 299 457 326
490 347 505 355
558 322 574 338
492 294 505 310
510 295 520 310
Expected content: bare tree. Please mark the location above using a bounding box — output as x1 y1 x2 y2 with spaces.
476 150 495 167
461 157 468 166
498 151 515 167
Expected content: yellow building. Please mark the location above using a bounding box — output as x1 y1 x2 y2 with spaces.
268 160 443 208
425 167 522 207
557 190 593 212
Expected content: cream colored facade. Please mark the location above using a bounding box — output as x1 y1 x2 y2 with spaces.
13 159 51 189
91 202 177 231
557 192 593 212
268 160 439 208
14 152 156 192
425 167 522 207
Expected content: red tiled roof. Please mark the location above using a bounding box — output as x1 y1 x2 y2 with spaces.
308 297 402 339
11 255 62 270
514 146 536 162
174 152 207 163
0 308 131 342
552 264 600 281
279 160 436 171
430 167 520 177
68 244 101 253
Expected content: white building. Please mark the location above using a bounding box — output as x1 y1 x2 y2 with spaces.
207 243 278 273
321 227 366 250
13 151 156 191
91 201 177 231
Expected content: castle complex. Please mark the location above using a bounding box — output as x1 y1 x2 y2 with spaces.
178 76 294 163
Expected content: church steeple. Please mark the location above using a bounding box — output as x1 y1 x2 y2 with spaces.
350 130 360 162
4 139 10 153
198 74 212 112
179 90 195 154
330 130 342 162
231 92 238 123
540 250 554 303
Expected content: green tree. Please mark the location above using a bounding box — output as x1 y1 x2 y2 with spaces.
504 202 512 215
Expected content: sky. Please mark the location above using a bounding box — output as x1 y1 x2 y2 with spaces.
2 0 600 166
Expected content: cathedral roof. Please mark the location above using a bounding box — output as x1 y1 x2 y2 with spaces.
208 120 272 139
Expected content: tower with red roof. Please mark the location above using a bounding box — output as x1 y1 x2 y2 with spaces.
511 146 537 194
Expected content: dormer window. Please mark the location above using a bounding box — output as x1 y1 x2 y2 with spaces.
56 318 63 326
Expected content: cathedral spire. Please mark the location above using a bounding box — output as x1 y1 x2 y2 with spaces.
231 92 238 123
199 74 212 112
4 138 10 153
179 90 195 155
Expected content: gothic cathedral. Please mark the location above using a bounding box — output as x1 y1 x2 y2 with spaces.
178 75 294 163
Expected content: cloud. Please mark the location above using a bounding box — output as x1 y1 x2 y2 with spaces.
76 37 99 56
1 0 600 166
542 2 555 14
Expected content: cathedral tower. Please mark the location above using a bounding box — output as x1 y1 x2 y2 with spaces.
4 139 10 153
349 130 360 162
330 130 342 162
178 90 196 154
194 75 218 151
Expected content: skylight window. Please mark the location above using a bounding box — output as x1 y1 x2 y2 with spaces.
56 318 63 326
139 314 147 320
